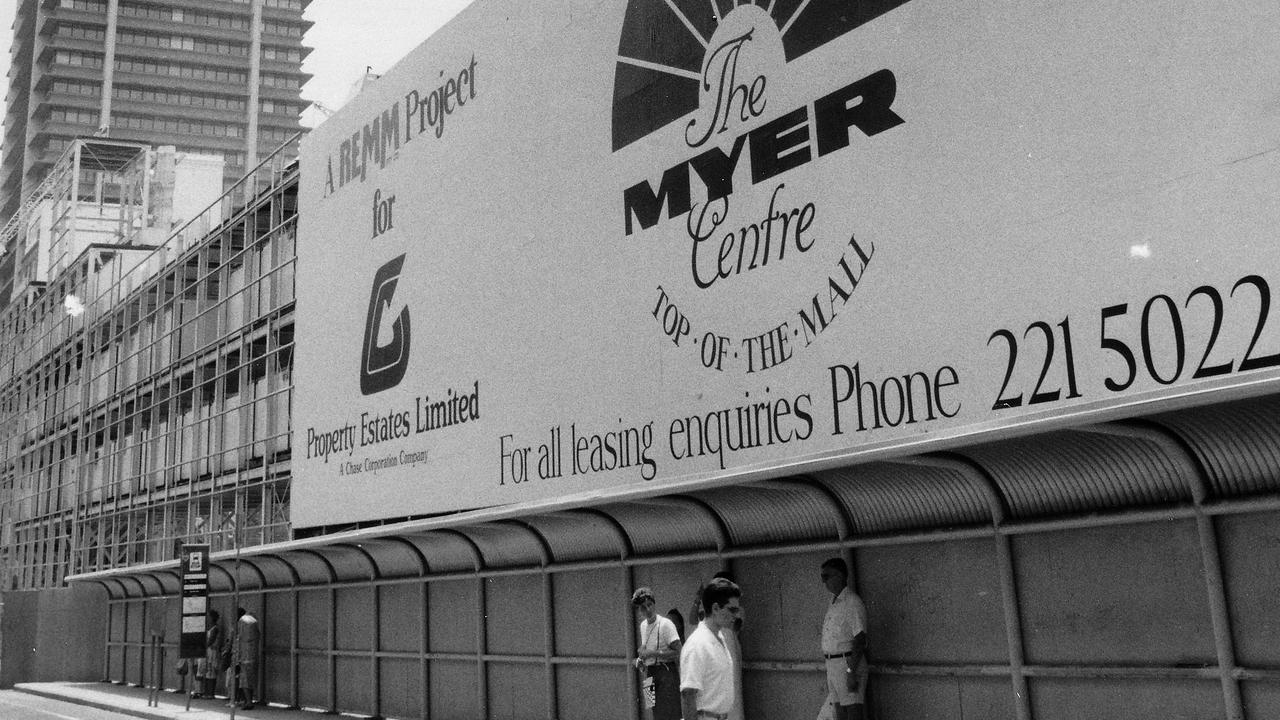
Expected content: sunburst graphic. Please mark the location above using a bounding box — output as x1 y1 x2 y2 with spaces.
611 0 912 151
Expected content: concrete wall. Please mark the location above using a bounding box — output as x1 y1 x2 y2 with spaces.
1 584 108 687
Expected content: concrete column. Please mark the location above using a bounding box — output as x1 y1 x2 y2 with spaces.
98 0 119 134
246 0 264 172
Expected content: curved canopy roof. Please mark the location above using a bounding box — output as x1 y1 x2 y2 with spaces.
73 392 1280 598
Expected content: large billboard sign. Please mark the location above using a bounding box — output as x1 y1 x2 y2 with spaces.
294 0 1280 527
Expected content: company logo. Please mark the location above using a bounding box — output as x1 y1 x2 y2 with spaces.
611 0 911 375
610 0 911 151
360 254 412 395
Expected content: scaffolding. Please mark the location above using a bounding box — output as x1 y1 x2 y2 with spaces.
0 139 152 306
0 134 300 590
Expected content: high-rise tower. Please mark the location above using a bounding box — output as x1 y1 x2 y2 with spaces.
0 0 311 306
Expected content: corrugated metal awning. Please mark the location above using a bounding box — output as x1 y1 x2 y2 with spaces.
70 392 1280 598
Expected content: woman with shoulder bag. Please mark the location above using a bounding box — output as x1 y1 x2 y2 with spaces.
631 588 682 720
195 609 225 698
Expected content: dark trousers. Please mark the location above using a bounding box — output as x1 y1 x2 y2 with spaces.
648 662 680 720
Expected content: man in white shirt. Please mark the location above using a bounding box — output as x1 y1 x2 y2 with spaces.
233 607 261 711
821 558 868 720
632 587 683 720
712 571 745 720
680 578 742 720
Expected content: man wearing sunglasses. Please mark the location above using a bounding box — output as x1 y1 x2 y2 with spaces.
679 578 742 720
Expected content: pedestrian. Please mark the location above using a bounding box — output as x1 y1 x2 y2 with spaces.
688 586 705 626
667 608 686 643
712 570 745 720
631 587 682 720
233 607 261 710
679 577 741 720
820 558 868 720
194 608 224 698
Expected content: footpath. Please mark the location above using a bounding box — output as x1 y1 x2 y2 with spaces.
14 682 337 720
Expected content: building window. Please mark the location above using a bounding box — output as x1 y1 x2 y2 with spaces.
117 31 246 56
51 108 100 125
261 100 297 115
54 50 104 68
55 24 107 41
261 74 300 90
53 79 102 97
60 0 107 11
263 21 303 38
261 46 301 63
116 113 244 138
115 57 248 85
119 3 248 31
113 86 246 112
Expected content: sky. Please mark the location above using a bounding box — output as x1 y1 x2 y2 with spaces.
298 0 476 123
0 0 477 147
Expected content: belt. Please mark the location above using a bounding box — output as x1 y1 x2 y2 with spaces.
824 650 854 659
697 712 729 720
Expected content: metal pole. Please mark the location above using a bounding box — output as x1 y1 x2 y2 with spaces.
624 563 639 720
229 489 242 720
1195 498 1245 718
147 635 159 706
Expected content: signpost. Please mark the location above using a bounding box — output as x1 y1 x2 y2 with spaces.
179 543 209 710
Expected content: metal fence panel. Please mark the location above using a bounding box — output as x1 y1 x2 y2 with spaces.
873 676 1018 720
859 539 1008 665
1219 512 1280 668
1014 521 1213 666
1027 678 1223 720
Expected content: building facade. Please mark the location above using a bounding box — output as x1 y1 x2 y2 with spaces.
1 0 311 306
0 139 298 591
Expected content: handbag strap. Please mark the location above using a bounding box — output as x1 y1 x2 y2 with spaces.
642 620 659 653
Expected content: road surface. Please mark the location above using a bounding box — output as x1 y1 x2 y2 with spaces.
0 690 153 720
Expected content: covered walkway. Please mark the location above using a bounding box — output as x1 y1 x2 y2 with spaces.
71 392 1280 720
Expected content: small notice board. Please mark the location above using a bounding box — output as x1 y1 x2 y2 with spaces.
178 544 210 659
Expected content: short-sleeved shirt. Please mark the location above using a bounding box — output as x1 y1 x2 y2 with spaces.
822 588 866 654
238 614 261 659
679 621 735 714
640 614 680 665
